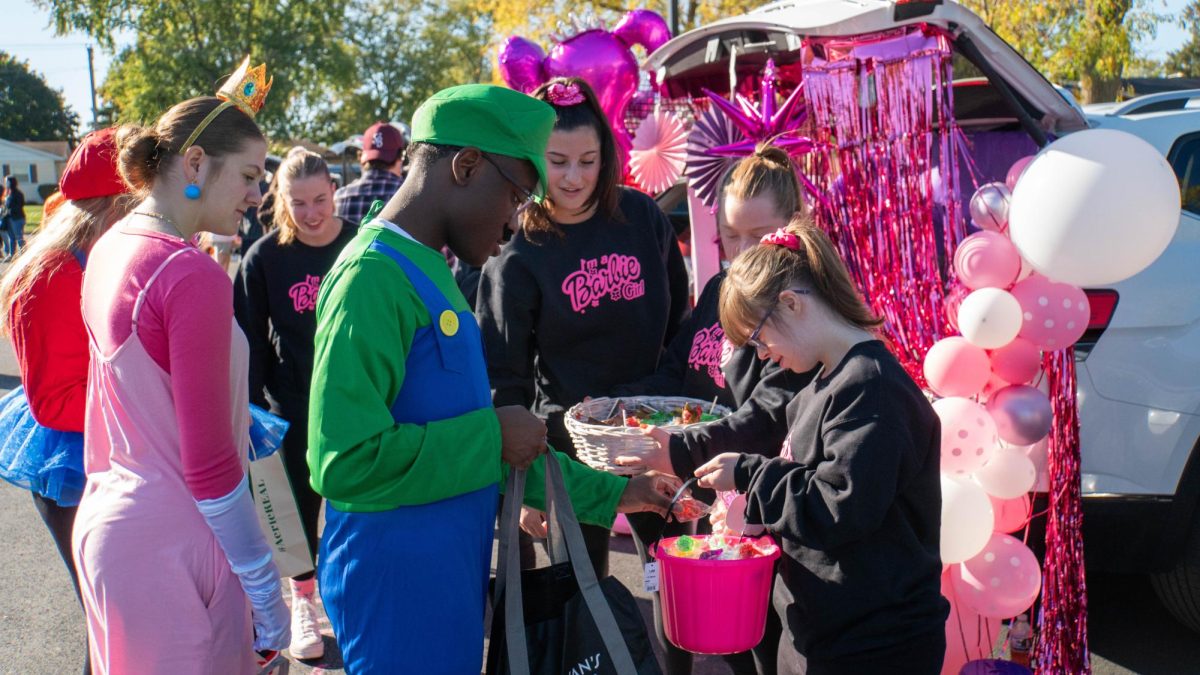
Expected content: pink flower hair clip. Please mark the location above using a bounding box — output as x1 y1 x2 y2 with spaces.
546 81 585 107
761 229 801 251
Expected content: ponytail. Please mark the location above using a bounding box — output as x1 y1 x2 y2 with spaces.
719 214 881 346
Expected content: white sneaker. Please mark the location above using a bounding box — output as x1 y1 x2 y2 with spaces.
288 592 325 660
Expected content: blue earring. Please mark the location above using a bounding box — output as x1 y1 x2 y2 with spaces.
184 183 201 200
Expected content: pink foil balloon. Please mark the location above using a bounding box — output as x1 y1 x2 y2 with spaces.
611 9 671 54
933 397 998 476
986 384 1052 446
954 231 1022 290
497 36 547 94
1006 155 1035 191
989 337 1041 385
969 182 1012 232
990 493 1032 534
924 337 991 398
952 533 1042 619
1010 275 1091 351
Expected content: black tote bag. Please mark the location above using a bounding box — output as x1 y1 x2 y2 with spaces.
486 459 662 675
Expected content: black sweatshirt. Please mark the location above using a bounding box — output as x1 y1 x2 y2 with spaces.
478 187 690 421
233 221 357 421
612 269 813 477
733 340 949 662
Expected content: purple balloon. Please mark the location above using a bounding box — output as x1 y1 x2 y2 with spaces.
498 37 546 94
612 9 672 54
986 385 1052 446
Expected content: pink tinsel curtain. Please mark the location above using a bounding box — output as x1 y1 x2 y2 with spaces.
802 27 966 387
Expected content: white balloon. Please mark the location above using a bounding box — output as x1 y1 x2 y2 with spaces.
974 446 1038 499
957 288 1023 349
940 474 995 564
1008 129 1181 286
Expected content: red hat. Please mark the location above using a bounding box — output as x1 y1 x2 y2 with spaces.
60 128 129 201
361 122 405 164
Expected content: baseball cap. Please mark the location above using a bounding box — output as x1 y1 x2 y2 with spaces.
60 128 129 201
410 84 555 200
362 122 405 164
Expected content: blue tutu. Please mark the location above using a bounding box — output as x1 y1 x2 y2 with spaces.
0 387 85 506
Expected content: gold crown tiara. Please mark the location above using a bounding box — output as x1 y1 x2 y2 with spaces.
180 56 273 153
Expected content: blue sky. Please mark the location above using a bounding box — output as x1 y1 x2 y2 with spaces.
2 0 1193 134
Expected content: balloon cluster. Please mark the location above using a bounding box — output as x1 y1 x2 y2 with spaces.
931 129 1182 655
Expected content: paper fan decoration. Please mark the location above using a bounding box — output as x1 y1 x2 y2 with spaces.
629 111 688 195
685 105 744 209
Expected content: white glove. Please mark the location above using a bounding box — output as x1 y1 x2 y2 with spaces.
196 481 291 651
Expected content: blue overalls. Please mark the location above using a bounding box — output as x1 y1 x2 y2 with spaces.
317 234 499 674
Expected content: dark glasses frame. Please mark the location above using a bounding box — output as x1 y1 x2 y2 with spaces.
481 153 537 214
747 288 811 351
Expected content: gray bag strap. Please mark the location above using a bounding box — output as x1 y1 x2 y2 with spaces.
496 468 530 675
495 459 639 675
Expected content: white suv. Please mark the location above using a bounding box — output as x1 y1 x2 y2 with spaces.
647 0 1200 633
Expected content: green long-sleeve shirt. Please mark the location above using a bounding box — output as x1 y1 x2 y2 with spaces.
307 223 624 524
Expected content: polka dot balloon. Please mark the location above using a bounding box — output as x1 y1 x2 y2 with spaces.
933 397 998 475
952 533 1042 619
1010 275 1090 351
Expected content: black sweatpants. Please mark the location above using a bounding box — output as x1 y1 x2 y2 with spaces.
278 411 322 582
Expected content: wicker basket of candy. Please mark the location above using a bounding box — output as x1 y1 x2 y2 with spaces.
564 396 732 475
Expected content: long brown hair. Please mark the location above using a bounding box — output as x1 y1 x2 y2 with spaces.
115 96 265 197
0 194 134 333
520 77 622 240
273 147 333 245
719 215 882 346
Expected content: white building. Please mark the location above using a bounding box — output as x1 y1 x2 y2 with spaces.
0 139 65 204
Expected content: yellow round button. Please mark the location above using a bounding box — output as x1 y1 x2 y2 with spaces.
439 310 459 337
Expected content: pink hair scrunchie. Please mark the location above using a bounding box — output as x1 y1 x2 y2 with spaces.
546 82 585 106
761 229 801 251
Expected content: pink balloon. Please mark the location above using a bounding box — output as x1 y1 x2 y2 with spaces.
945 284 970 332
952 534 1042 619
986 385 1052 446
990 493 1032 534
954 231 1022 290
612 9 672 54
989 337 1041 385
941 568 1002 675
1006 155 1035 191
980 373 1009 403
933 397 998 476
1010 275 1091 351
544 30 639 166
969 182 1011 232
497 36 547 94
924 337 991 398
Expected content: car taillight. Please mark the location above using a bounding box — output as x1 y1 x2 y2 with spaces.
1079 289 1119 344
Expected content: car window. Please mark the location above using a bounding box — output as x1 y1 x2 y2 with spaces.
1169 132 1200 215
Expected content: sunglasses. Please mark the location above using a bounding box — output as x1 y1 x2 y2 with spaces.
746 288 811 351
481 153 538 214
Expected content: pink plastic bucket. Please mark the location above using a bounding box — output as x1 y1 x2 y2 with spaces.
652 536 781 654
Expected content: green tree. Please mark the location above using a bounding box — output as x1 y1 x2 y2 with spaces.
960 0 1164 103
316 0 494 141
37 0 355 140
1165 1 1200 76
0 52 80 141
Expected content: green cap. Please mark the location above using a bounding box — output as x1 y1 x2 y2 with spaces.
411 84 556 200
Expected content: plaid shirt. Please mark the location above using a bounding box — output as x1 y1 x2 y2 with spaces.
334 169 404 226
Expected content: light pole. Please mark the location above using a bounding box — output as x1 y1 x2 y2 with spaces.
86 44 99 130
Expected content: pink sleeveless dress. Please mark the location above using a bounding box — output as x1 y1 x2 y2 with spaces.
74 229 256 674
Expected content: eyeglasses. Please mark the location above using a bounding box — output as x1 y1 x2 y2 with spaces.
481 153 537 214
746 288 811 351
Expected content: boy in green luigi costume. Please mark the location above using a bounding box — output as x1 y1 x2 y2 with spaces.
307 84 676 673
